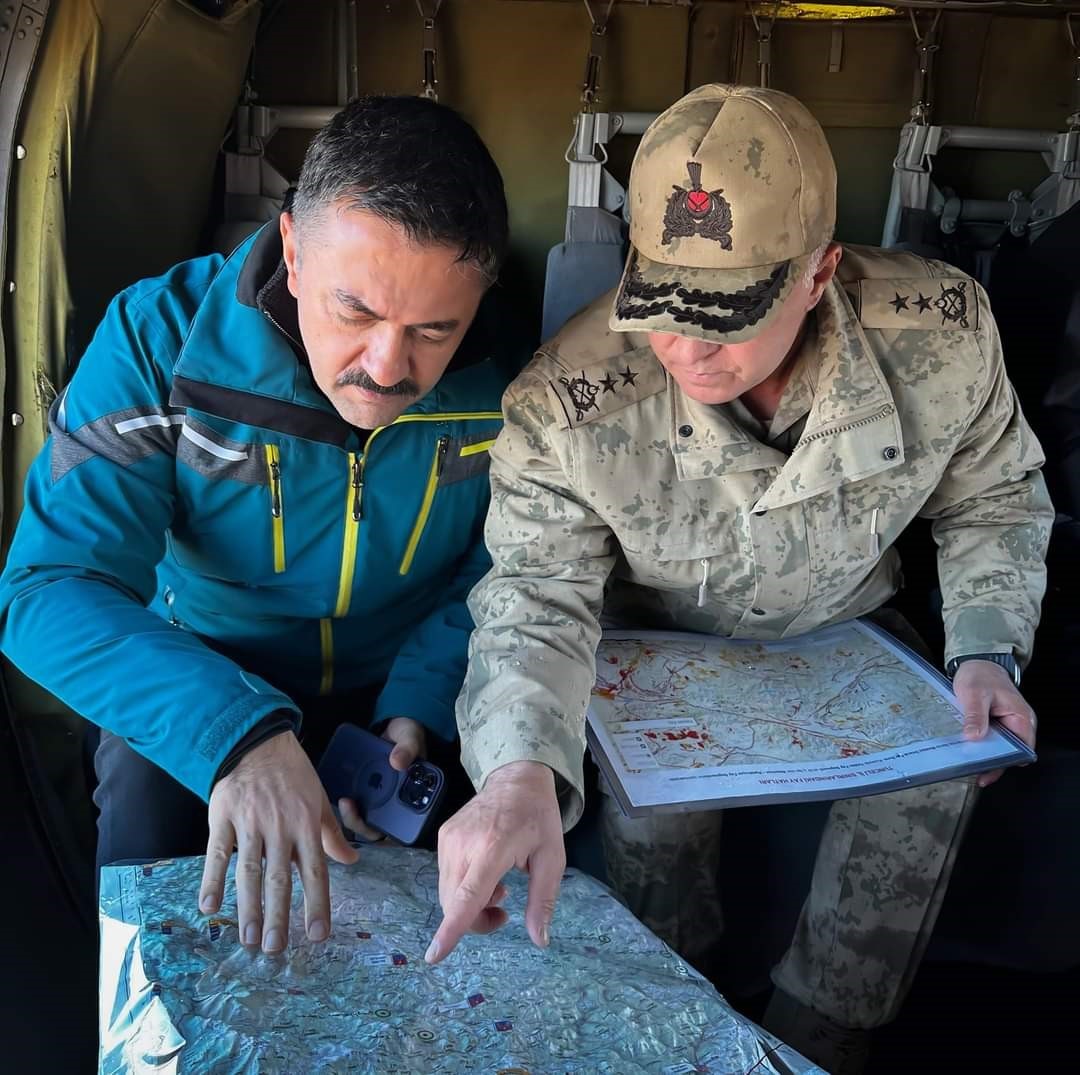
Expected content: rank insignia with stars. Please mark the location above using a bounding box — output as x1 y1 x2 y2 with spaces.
619 366 639 387
855 277 978 332
599 373 618 394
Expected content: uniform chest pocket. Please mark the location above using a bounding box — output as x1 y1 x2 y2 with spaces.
614 495 742 597
806 486 886 577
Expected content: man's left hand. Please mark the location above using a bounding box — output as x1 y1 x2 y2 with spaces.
953 660 1036 788
338 717 426 840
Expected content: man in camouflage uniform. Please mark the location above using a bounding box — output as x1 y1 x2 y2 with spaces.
426 85 1051 1072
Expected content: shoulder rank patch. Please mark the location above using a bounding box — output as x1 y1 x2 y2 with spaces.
546 350 666 429
854 277 980 332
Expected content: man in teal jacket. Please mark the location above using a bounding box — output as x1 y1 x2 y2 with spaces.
0 96 510 955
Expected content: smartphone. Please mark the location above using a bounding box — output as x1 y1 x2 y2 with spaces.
316 723 445 846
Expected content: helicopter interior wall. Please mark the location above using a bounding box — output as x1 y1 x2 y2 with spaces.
254 1 1079 326
2 2 1079 1069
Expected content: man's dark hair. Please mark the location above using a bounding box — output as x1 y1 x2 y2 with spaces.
292 95 509 281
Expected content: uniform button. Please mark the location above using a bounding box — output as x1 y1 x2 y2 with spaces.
678 424 693 438
751 607 766 616
883 446 899 460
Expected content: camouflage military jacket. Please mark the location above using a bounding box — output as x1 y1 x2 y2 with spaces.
458 245 1052 827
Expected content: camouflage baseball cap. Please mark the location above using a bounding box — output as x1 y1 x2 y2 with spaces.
609 84 837 344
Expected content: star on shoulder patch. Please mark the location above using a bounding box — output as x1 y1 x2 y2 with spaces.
546 353 665 429
854 278 980 332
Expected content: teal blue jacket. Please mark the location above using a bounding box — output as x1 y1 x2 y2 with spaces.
0 225 507 799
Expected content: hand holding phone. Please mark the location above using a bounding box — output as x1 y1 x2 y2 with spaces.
316 722 445 846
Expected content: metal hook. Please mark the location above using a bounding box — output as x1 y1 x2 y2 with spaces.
415 0 444 101
908 8 942 125
747 2 783 90
581 0 616 111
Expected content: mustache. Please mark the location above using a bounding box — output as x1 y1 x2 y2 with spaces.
336 368 420 398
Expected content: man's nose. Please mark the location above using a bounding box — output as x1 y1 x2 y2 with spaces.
660 333 721 366
363 324 410 386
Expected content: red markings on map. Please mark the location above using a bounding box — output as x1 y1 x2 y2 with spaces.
643 728 709 743
437 992 486 1014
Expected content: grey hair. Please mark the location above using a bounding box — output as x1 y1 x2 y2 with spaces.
800 239 834 289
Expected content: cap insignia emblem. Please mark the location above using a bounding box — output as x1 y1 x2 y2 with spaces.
662 161 733 249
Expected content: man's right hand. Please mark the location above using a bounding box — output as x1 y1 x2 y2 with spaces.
426 760 565 965
199 731 359 953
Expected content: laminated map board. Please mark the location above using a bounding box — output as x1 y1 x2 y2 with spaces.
587 619 1034 817
99 850 824 1074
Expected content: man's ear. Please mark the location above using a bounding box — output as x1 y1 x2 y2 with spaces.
808 241 842 308
280 211 301 299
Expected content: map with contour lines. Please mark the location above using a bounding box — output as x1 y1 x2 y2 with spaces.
99 850 822 1075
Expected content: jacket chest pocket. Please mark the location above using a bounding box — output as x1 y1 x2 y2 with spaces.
805 486 887 589
615 497 743 604
397 432 495 576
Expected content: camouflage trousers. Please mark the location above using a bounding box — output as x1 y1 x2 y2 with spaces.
601 776 978 1029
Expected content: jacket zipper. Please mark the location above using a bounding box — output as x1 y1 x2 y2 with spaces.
321 413 500 692
399 436 449 576
795 405 896 449
264 444 286 573
334 450 363 618
320 450 364 696
261 308 303 354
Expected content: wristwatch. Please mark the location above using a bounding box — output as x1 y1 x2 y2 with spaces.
945 652 1021 687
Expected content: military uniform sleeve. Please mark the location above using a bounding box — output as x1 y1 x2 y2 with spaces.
919 286 1054 668
456 362 617 830
0 286 300 800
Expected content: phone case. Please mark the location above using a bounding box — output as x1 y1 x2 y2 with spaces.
315 723 445 846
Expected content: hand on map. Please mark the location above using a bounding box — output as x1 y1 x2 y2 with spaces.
953 659 1037 787
200 730 358 954
339 717 427 841
426 760 565 965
